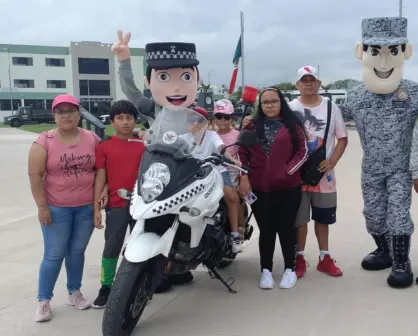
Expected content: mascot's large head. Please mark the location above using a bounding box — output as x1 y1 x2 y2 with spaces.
144 42 200 108
355 17 412 94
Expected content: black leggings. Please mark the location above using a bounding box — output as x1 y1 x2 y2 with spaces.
251 186 301 272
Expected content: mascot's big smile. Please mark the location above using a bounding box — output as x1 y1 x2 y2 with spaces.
167 95 187 105
374 68 394 79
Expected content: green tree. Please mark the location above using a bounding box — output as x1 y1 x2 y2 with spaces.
321 84 332 92
274 82 296 91
200 83 212 92
330 79 361 89
229 86 242 103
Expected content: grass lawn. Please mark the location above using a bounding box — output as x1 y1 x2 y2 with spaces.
0 122 144 137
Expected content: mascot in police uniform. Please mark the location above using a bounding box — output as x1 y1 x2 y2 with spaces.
111 30 201 293
339 17 418 288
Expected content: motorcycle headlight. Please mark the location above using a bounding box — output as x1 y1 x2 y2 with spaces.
140 162 171 202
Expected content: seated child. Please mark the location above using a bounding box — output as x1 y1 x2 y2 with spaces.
187 106 243 253
213 99 246 240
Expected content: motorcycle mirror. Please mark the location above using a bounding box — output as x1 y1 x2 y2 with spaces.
235 130 257 148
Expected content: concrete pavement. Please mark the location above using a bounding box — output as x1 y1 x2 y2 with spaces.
1 127 418 336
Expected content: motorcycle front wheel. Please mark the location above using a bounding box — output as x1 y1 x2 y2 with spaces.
102 258 154 336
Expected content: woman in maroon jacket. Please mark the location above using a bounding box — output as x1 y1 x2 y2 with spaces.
239 87 308 290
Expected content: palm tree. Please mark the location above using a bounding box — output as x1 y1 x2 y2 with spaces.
200 83 212 93
321 84 332 92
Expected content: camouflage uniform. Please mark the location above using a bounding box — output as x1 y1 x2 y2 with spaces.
340 81 418 236
339 17 418 288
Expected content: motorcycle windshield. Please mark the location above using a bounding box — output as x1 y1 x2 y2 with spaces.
143 106 208 159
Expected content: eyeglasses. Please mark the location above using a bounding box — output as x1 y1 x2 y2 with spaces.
261 100 279 107
187 115 206 125
214 114 232 121
54 108 78 116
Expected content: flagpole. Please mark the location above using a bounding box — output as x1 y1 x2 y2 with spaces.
240 11 245 88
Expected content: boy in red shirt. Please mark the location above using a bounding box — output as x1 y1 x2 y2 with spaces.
92 100 145 308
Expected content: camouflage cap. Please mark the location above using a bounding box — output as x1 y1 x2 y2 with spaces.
362 17 408 46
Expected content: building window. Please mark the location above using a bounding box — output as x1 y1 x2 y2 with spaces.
25 99 46 109
45 58 65 67
78 58 110 75
14 79 35 88
79 80 111 96
47 80 66 89
45 100 54 109
12 57 33 66
0 99 21 111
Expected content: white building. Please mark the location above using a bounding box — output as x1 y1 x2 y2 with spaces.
0 42 145 122
285 89 347 102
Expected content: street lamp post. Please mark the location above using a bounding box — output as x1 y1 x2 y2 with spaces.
208 69 214 85
2 47 13 111
2 47 12 92
87 79 91 112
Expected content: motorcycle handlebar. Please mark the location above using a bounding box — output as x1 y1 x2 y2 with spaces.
200 154 249 174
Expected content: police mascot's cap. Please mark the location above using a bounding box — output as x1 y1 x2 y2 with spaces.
362 17 408 46
145 42 199 69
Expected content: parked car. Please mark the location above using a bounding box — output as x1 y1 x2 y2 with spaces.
99 114 110 125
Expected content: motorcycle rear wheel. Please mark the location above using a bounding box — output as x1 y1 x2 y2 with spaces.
102 258 153 336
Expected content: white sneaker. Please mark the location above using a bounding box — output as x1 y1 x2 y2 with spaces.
279 269 297 289
259 269 275 289
35 300 52 322
230 235 243 254
68 290 91 310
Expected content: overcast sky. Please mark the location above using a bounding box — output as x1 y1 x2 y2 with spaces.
1 0 417 87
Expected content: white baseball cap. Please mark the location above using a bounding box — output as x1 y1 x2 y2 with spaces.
297 66 319 81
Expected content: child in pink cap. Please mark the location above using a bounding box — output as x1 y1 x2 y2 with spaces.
213 99 244 248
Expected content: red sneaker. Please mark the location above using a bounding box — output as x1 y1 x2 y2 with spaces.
317 255 343 277
295 255 308 278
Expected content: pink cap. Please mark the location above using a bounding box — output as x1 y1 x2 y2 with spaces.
214 99 234 115
52 94 80 110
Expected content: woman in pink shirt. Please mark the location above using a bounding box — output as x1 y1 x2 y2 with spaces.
28 94 101 322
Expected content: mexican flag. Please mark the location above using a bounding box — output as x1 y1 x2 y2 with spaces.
228 36 242 94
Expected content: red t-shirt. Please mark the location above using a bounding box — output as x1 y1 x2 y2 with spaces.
95 136 145 208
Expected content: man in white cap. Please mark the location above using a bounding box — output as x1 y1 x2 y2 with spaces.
289 66 348 280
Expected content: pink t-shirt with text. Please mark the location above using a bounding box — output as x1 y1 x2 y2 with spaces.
217 129 240 183
35 128 101 207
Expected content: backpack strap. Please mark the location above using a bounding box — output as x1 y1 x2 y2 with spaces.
322 99 332 148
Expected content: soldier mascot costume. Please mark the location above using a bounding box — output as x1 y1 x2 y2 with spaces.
111 30 201 293
340 17 418 288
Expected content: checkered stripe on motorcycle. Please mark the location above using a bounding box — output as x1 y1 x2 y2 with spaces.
152 184 205 214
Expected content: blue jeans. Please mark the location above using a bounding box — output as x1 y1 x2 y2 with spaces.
37 204 94 301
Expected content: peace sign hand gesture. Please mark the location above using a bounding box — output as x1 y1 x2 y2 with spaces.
111 30 132 61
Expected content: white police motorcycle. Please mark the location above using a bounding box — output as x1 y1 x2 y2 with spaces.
102 106 256 336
